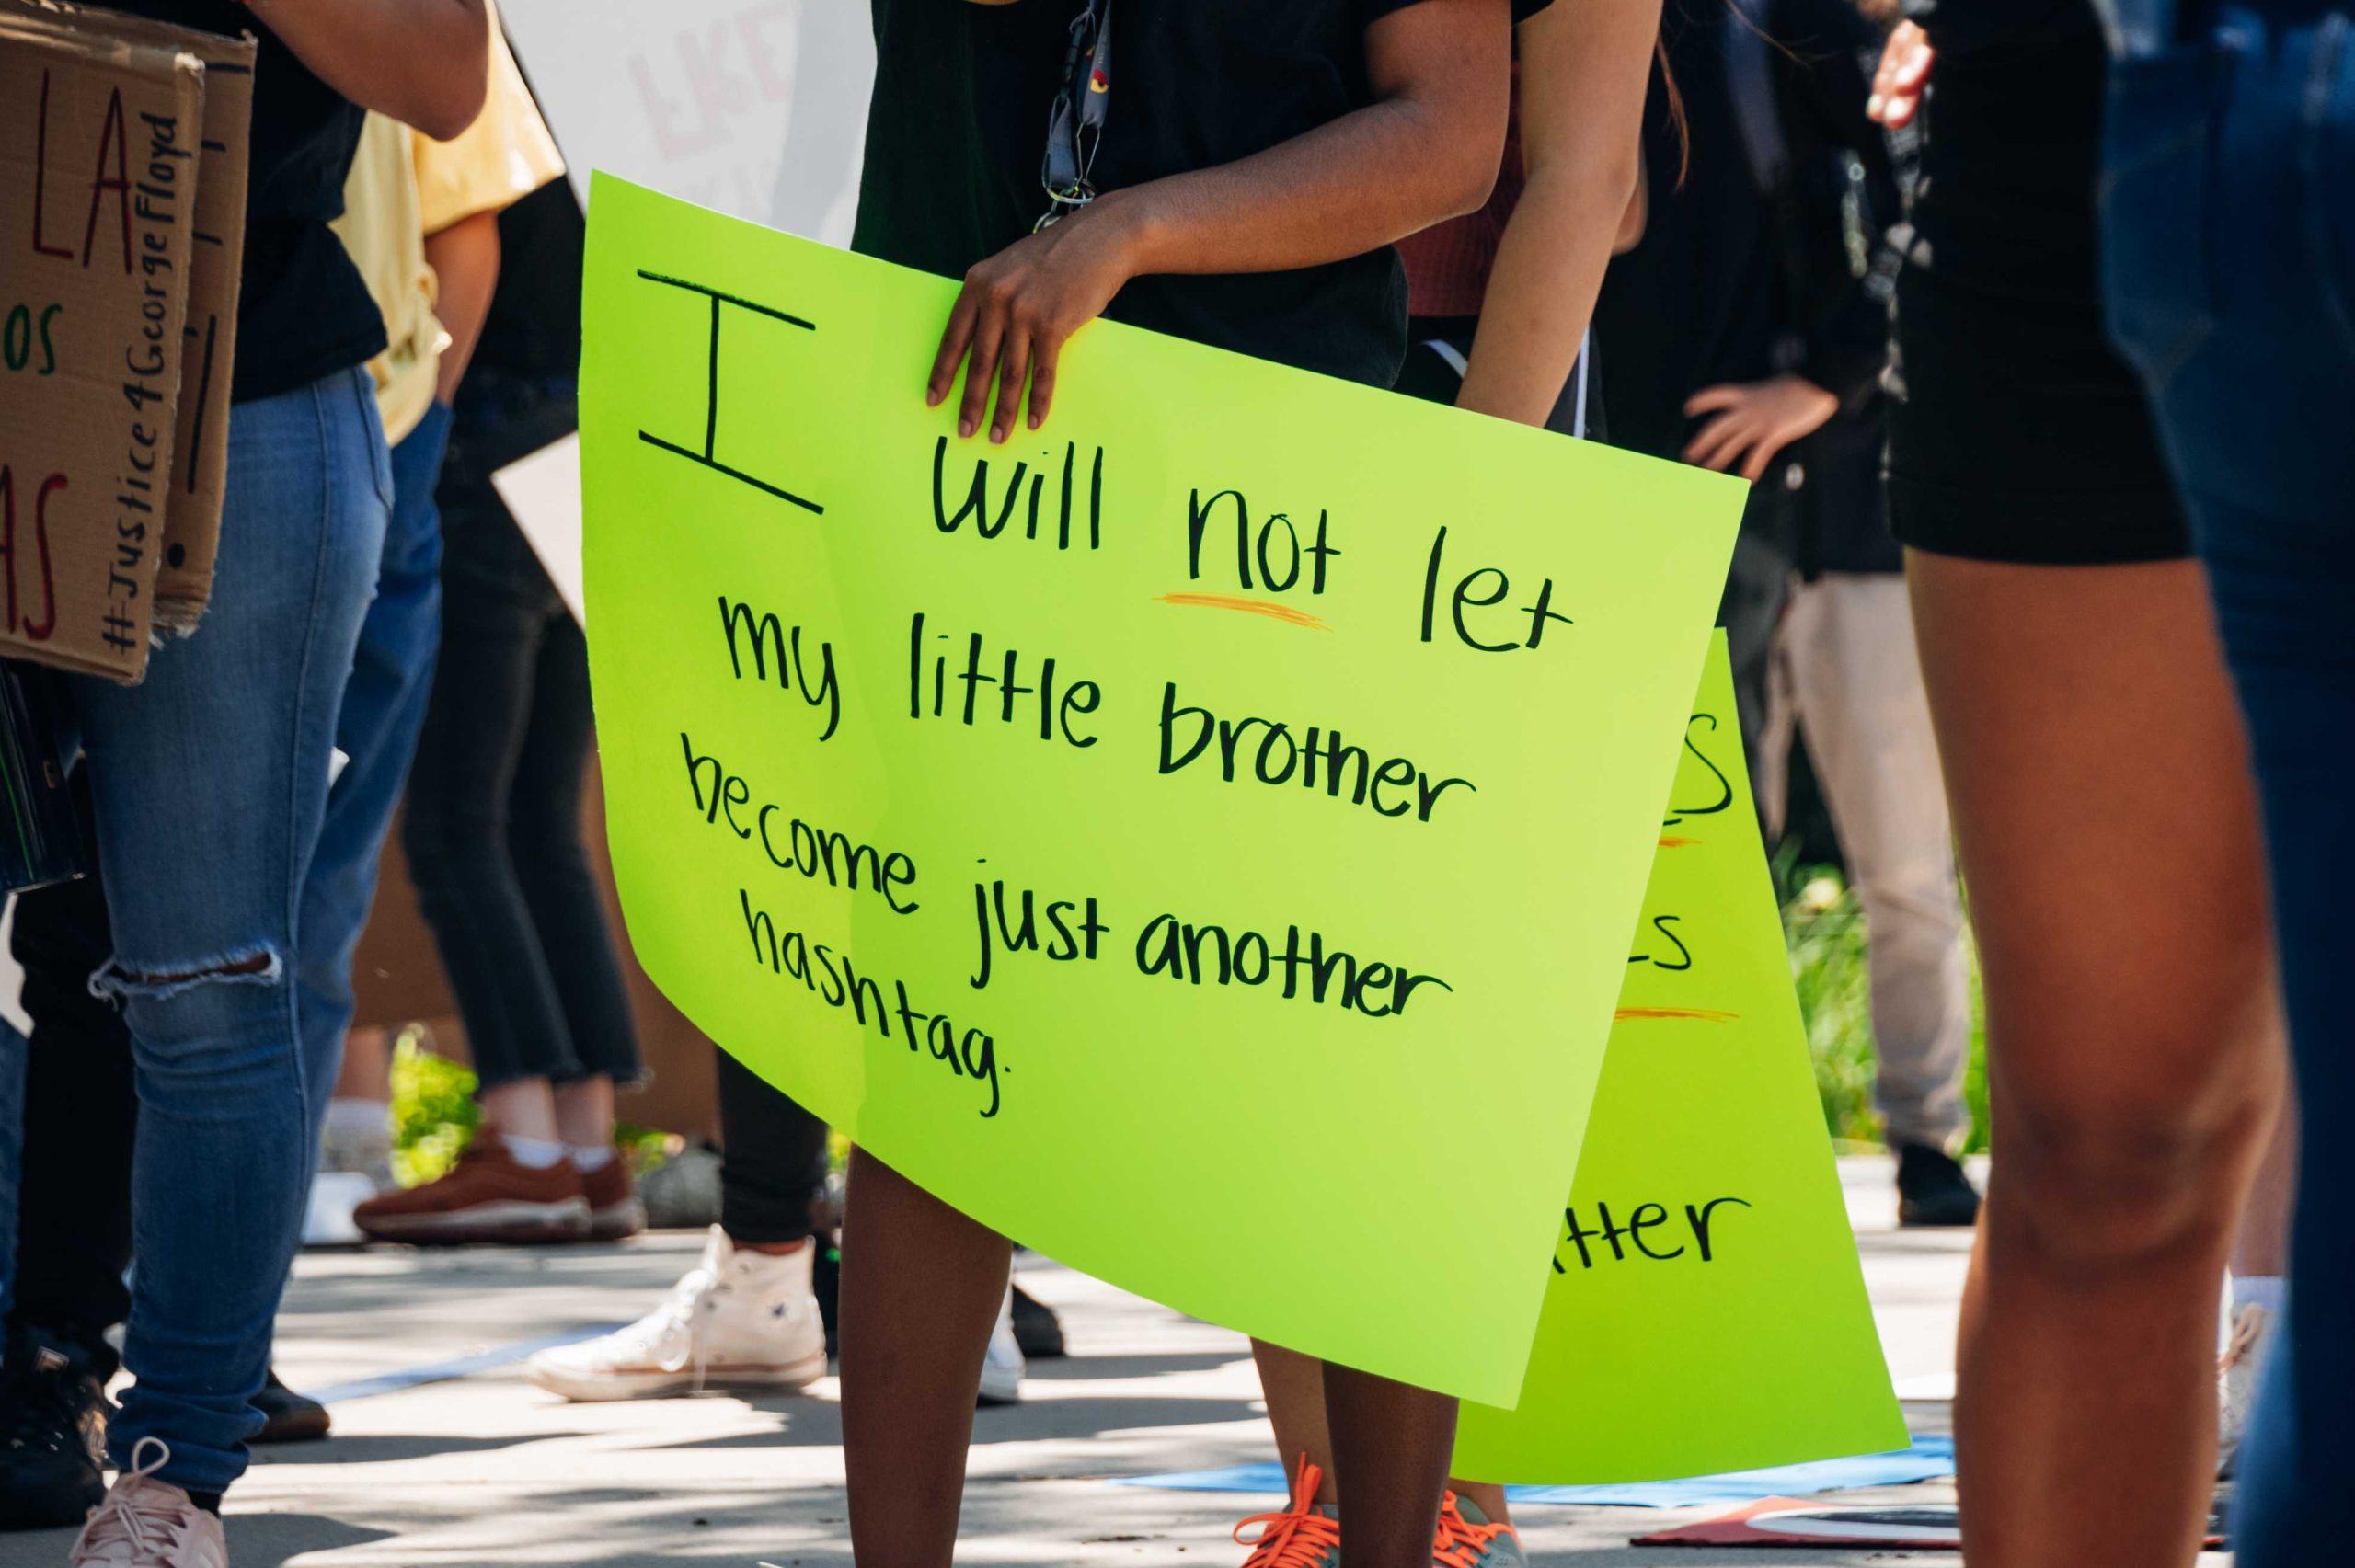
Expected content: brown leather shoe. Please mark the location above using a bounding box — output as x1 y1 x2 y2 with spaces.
353 1135 590 1244
580 1155 646 1242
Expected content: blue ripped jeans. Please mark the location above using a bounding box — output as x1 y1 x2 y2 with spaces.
295 400 451 1117
65 366 389 1494
2100 5 2355 1558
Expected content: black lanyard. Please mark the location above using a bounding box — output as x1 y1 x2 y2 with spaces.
1039 0 1113 229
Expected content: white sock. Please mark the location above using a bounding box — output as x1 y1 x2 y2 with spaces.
570 1145 615 1173
503 1135 569 1170
2232 1275 2288 1316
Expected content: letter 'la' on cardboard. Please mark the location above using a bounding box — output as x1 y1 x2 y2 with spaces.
1 1 258 635
3 0 256 636
1449 635 1906 1483
0 10 204 681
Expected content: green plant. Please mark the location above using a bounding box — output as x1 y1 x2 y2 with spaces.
386 1036 684 1186
612 1121 676 1175
388 1026 479 1186
1782 866 1991 1154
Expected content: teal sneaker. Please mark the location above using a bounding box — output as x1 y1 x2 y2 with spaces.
1434 1492 1525 1568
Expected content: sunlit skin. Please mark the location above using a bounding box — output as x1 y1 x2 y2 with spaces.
1909 551 2284 1566
1865 19 1934 131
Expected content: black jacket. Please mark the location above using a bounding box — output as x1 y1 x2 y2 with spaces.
1595 0 1904 575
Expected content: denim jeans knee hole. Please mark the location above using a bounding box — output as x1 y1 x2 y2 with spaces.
89 944 284 1004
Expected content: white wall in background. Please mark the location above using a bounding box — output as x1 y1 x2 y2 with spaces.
497 0 875 241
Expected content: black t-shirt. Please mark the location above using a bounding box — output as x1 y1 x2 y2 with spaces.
1595 2 1782 464
1900 0 2094 59
471 176 584 386
855 0 1539 391
109 1 384 403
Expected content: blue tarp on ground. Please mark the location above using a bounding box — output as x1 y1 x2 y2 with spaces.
1109 1436 1956 1509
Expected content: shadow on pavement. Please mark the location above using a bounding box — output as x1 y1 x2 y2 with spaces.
248 1431 545 1467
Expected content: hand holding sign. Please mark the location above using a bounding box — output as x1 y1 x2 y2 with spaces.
928 200 1141 442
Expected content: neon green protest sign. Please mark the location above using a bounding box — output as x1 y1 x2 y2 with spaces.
580 176 1740 1405
1453 638 1904 1478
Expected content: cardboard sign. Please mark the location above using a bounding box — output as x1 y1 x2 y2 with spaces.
2 0 255 635
0 13 204 681
499 0 871 240
580 177 1741 1403
1451 638 1903 1480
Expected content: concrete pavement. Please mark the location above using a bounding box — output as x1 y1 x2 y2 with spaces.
0 1160 2232 1566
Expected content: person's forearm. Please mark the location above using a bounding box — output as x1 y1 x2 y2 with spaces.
424 212 500 406
1078 3 1508 281
1454 161 1632 425
925 0 1511 442
1453 0 1660 426
245 0 489 140
1091 96 1498 282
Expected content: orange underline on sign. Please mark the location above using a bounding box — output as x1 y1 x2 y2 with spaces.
1155 592 1331 630
1614 1007 1740 1023
1658 836 1698 848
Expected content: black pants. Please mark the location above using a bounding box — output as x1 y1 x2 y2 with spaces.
399 373 641 1093
716 1051 831 1244
6 874 134 1376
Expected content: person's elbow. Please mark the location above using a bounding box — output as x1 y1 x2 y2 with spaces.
1522 133 1645 244
1433 95 1509 217
1390 83 1509 220
1419 127 1502 222
1603 140 1646 251
407 54 490 142
1440 155 1500 221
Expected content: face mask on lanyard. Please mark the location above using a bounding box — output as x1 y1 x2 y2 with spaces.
1038 0 1113 230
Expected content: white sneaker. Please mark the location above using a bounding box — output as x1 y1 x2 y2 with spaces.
525 1226 827 1402
978 1286 1024 1406
300 1172 378 1248
70 1440 227 1567
2217 1300 2274 1477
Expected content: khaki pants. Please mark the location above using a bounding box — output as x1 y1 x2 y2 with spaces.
1758 573 1970 1151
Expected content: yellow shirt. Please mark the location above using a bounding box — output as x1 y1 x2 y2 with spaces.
334 6 565 443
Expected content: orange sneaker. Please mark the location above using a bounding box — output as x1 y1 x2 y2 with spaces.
1234 1458 1341 1568
580 1154 646 1242
1434 1491 1524 1568
352 1135 589 1244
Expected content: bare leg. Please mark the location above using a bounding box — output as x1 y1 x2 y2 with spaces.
478 1075 559 1143
840 1149 1010 1567
1447 1479 1510 1525
1254 1342 1506 1529
1325 1365 1457 1568
1910 553 2284 1566
1253 1343 1339 1502
333 1024 392 1101
551 1073 615 1149
2231 1095 2295 1282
